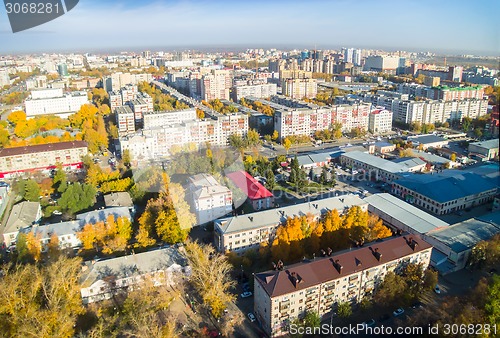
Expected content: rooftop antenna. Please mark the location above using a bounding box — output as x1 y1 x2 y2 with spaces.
444 57 447 68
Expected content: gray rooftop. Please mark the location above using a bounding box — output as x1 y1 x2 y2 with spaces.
365 193 449 234
215 194 367 234
76 207 132 225
412 150 449 164
342 151 410 174
3 201 40 234
408 134 448 145
103 192 134 208
427 215 500 253
80 246 187 287
29 220 82 239
392 157 426 169
469 139 499 150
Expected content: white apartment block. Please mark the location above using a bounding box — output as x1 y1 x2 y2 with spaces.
368 108 393 134
115 106 135 137
119 112 248 161
281 78 318 99
143 109 197 129
0 68 10 87
214 195 367 253
233 83 278 101
103 72 153 92
273 102 370 140
127 93 153 122
24 88 89 118
109 91 123 110
188 174 233 225
254 236 432 337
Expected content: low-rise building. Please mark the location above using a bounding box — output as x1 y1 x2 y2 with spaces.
340 151 411 182
392 171 498 215
468 139 499 161
24 88 89 118
365 193 449 235
254 235 432 337
214 194 366 253
26 220 82 251
188 174 233 225
79 246 189 304
226 171 274 211
373 142 396 154
391 157 427 172
424 211 500 273
0 141 88 178
103 192 135 216
408 134 448 150
2 201 41 247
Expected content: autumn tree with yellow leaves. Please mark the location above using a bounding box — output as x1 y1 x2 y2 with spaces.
77 215 132 254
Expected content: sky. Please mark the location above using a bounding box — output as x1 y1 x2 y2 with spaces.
0 0 498 55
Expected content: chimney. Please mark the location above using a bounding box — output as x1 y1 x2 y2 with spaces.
333 259 343 274
373 248 382 261
327 247 333 256
248 216 254 222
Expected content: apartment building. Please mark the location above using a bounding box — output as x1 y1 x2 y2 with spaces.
142 109 197 129
0 68 9 87
368 108 393 134
201 70 231 101
103 72 153 91
254 235 432 337
428 85 485 101
214 194 367 253
232 83 277 101
392 171 498 215
118 112 248 161
281 78 318 99
188 174 233 225
108 91 123 110
24 88 89 118
270 98 371 140
0 141 88 178
363 55 400 72
126 93 154 122
115 105 135 137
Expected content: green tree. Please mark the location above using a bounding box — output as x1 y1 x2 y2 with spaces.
485 274 500 327
303 311 321 327
24 179 41 201
265 167 276 191
462 117 472 132
337 302 352 318
52 168 68 193
58 183 96 214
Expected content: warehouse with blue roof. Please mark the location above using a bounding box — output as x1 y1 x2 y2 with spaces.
392 170 498 215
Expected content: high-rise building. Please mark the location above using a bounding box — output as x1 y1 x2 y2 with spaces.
0 68 10 88
363 56 400 72
57 63 68 77
115 106 135 137
201 70 231 101
369 107 393 134
281 78 317 99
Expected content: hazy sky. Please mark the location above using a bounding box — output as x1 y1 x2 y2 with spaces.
0 0 498 55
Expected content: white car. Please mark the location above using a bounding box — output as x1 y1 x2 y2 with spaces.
434 285 441 294
247 313 256 322
52 210 62 215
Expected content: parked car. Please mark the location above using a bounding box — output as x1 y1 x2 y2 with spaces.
247 312 256 322
411 301 424 309
434 285 441 294
362 319 376 327
240 291 253 298
52 210 62 215
393 308 405 317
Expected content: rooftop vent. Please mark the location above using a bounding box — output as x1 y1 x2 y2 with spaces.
372 248 382 261
248 216 254 222
333 259 343 274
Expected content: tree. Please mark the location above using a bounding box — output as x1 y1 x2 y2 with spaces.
77 215 132 254
485 274 500 327
58 183 96 214
450 153 457 162
184 241 235 318
462 117 472 132
423 268 438 290
474 127 483 139
337 302 352 318
24 179 41 202
272 130 279 141
0 256 84 338
196 108 205 119
373 271 408 307
245 129 261 147
303 311 321 327
283 137 292 153
265 167 276 191
53 167 68 193
7 110 26 125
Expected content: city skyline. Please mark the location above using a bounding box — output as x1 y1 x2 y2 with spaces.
0 0 498 55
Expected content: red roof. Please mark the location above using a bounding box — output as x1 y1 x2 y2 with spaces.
226 171 273 200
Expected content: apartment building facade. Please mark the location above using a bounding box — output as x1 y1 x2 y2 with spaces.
214 195 367 253
0 141 88 178
368 108 393 134
188 174 233 225
232 83 278 101
115 105 135 137
254 235 432 337
24 88 89 118
281 78 318 99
